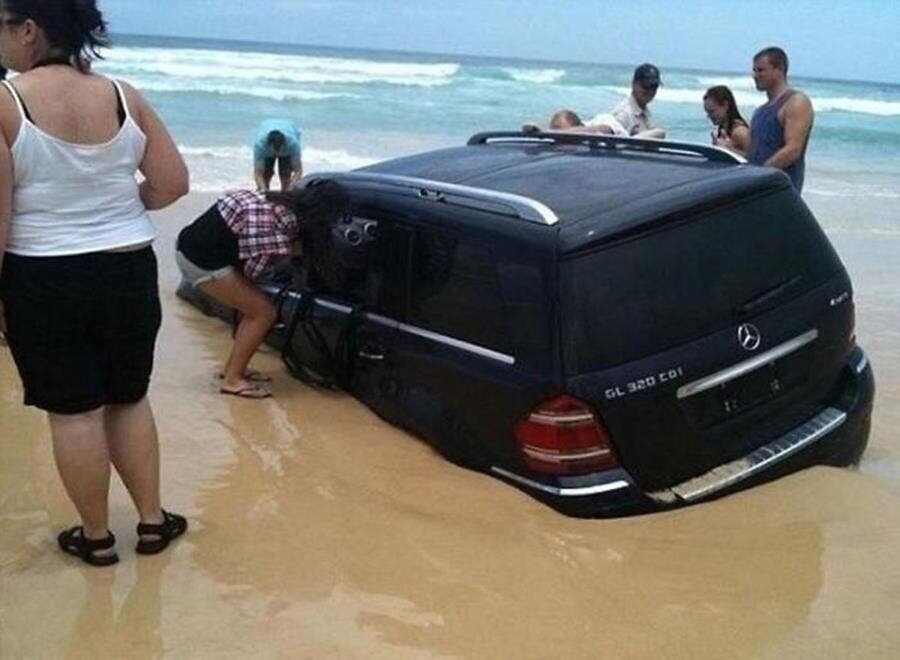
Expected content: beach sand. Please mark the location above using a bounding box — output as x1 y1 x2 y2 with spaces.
1 191 899 659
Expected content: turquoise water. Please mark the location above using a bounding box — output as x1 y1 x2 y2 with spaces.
90 33 899 206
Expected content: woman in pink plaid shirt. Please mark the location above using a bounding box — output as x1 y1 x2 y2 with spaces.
176 182 348 398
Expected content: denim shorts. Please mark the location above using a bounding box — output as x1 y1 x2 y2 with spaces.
175 250 236 286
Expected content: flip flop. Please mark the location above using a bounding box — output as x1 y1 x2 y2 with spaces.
219 384 272 399
216 369 272 383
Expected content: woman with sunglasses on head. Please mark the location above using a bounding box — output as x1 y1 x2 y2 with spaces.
0 0 189 566
703 85 750 157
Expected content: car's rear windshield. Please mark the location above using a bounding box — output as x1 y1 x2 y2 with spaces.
560 188 844 374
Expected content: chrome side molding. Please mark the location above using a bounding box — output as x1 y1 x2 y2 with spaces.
649 406 847 504
677 329 819 400
266 288 516 365
390 320 516 365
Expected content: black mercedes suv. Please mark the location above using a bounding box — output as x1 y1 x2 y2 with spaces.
180 131 875 516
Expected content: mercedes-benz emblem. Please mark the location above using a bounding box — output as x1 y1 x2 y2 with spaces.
737 323 762 351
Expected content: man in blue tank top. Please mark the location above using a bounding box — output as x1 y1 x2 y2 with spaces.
748 47 814 192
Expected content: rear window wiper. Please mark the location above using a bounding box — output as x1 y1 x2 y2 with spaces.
735 275 803 316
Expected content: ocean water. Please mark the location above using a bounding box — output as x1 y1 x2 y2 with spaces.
93 34 899 212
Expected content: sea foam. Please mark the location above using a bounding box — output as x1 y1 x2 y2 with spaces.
501 68 566 84
102 46 460 87
138 80 358 102
602 86 900 116
179 144 379 192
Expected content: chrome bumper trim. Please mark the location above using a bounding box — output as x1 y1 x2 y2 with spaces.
852 350 869 375
490 467 631 497
649 406 847 503
677 329 819 399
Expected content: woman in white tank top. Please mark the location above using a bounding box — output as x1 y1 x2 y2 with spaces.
0 0 189 566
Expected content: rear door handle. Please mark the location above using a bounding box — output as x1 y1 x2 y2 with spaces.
358 345 386 362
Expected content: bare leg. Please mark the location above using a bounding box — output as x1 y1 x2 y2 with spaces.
105 397 163 528
254 166 272 192
277 156 292 191
198 272 277 391
48 408 112 541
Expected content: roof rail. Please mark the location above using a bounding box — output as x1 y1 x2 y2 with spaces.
312 171 559 226
468 131 746 165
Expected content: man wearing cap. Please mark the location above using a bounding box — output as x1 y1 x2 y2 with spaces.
587 63 666 139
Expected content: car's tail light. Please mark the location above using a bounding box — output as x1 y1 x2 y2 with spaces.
514 394 618 476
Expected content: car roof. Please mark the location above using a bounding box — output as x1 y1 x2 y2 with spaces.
357 137 791 252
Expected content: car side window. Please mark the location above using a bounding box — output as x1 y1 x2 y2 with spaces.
364 220 413 318
408 225 511 353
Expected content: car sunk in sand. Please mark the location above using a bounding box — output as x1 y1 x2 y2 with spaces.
180 131 874 516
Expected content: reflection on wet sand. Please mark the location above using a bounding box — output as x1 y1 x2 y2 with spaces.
2 195 900 658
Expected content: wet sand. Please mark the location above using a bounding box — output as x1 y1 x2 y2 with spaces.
2 192 899 659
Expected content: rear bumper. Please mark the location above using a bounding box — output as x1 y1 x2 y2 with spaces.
491 346 875 517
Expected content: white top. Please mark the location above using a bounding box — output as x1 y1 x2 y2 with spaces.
588 94 655 137
1 79 154 256
585 112 628 136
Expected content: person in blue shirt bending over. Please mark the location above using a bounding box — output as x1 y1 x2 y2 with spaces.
252 118 302 191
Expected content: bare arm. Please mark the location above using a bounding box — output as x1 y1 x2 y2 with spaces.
567 124 614 135
0 127 12 338
123 82 189 210
715 124 750 157
765 93 814 170
729 124 750 156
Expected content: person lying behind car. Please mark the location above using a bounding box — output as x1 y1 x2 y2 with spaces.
175 181 350 398
522 107 666 139
521 108 585 133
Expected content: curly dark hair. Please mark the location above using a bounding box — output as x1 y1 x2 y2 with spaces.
267 180 356 294
266 180 350 229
